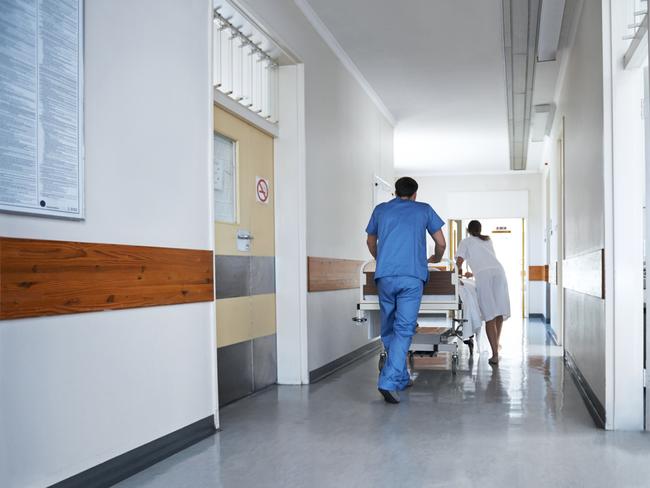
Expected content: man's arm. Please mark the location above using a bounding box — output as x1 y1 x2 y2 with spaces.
427 229 446 263
367 234 378 259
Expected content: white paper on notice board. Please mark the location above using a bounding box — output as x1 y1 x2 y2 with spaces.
0 0 85 219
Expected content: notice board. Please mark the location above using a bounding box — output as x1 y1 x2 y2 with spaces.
0 0 84 219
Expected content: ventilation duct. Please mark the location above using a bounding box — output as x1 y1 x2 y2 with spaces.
502 0 541 171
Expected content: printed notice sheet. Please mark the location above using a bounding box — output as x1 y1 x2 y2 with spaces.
0 0 84 218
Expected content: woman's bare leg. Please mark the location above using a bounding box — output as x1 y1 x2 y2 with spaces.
496 315 504 343
485 319 499 364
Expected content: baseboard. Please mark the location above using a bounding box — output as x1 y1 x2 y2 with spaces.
530 312 551 325
309 339 381 384
564 351 606 429
50 416 216 488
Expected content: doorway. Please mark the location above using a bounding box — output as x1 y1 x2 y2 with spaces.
457 218 527 320
447 218 527 360
213 105 277 406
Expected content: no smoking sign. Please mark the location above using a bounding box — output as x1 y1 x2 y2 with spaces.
256 177 270 204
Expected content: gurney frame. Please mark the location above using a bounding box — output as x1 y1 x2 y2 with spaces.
353 261 467 374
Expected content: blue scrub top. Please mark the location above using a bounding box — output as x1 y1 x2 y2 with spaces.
366 198 444 282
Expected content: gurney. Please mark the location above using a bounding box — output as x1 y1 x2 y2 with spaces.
352 260 470 374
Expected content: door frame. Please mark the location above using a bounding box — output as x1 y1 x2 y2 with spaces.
643 67 650 430
558 119 565 346
274 63 309 385
211 75 307 448
454 217 528 319
213 64 309 388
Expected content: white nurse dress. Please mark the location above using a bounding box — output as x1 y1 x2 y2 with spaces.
457 236 511 322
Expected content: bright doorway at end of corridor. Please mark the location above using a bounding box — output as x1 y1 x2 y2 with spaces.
448 218 527 361
452 218 527 320
213 105 277 407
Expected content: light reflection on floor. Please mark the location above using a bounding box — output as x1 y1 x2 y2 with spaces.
116 318 650 488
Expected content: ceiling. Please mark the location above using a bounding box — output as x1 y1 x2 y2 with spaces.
304 0 540 174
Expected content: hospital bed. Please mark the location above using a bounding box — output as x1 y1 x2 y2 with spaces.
352 260 467 374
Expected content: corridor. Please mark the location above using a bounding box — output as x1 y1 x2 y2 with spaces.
3 0 650 485
116 319 650 488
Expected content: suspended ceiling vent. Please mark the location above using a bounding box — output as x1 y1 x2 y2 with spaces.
502 0 541 171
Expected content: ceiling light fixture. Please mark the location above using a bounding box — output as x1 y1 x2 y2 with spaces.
530 103 556 142
537 0 566 62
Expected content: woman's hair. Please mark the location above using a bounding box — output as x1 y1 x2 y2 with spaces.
467 220 490 241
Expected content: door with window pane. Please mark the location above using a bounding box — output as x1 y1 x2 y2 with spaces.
213 105 276 406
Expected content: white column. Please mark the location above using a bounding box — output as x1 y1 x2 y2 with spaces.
603 0 645 430
275 64 309 384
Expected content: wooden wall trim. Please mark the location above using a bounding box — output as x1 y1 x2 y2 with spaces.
528 265 549 282
0 237 214 320
307 257 364 292
363 271 455 296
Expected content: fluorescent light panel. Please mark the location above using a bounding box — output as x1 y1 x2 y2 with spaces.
538 0 566 61
530 103 555 142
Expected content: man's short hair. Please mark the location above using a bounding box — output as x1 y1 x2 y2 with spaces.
395 177 418 198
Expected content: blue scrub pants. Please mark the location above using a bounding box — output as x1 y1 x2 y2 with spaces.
377 276 424 391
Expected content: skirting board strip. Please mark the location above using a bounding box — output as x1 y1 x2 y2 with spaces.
564 351 606 429
529 313 551 325
50 416 216 488
309 339 381 384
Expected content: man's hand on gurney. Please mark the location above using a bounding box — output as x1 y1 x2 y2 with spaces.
428 229 446 263
463 272 473 278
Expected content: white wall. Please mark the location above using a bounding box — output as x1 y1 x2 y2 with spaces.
0 1 215 486
604 0 645 430
415 173 545 315
238 0 394 373
544 0 607 408
541 0 645 430
306 102 393 371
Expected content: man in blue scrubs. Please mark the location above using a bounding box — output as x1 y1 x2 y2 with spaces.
366 177 446 404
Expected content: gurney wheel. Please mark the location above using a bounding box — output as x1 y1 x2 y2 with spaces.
378 351 387 372
451 354 459 375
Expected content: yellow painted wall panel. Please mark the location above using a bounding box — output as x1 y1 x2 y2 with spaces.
214 105 275 257
215 294 277 348
216 296 252 348
250 293 277 339
247 132 275 257
214 105 276 349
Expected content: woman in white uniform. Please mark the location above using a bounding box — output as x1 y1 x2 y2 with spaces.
455 220 510 365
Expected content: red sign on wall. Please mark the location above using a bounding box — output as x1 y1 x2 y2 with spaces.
256 177 270 204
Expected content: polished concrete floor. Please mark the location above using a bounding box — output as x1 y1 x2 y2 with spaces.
117 319 650 488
